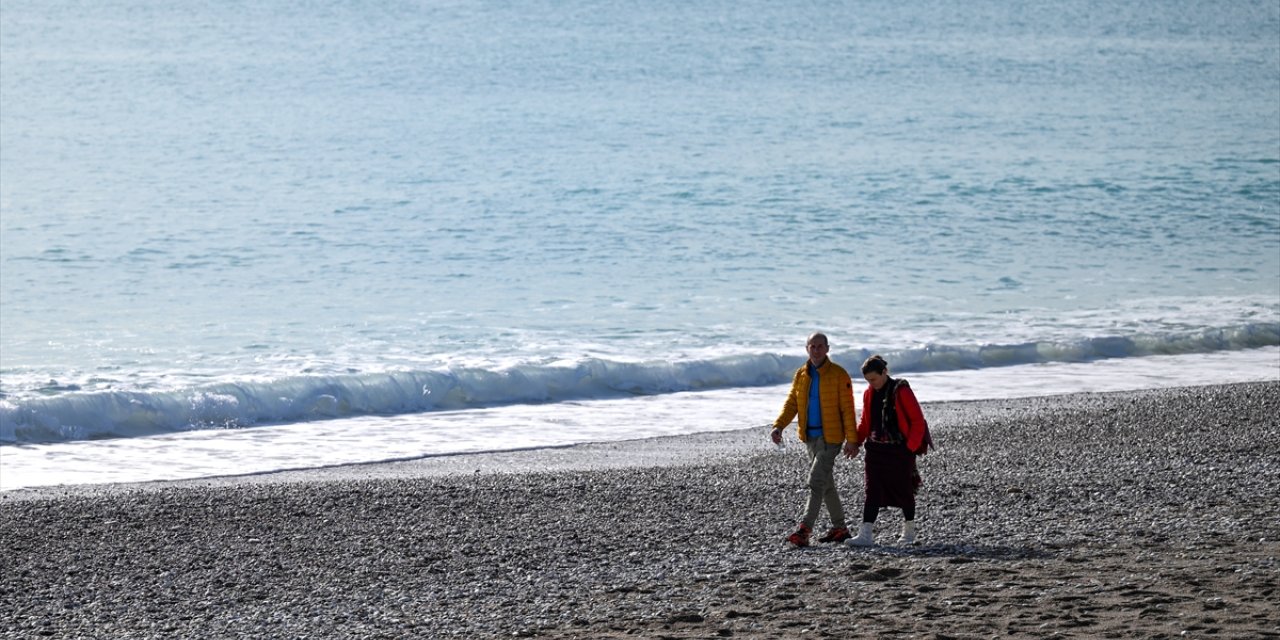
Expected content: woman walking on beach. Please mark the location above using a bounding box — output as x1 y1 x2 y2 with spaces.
847 354 931 547
770 332 860 547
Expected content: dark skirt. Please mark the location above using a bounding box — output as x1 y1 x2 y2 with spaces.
864 441 921 509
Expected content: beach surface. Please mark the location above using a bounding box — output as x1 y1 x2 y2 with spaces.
3 382 1278 639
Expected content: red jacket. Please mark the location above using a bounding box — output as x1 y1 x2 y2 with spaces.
857 380 930 454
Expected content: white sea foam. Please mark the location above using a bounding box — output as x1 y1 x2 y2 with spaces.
2 348 1275 490
3 321 1276 444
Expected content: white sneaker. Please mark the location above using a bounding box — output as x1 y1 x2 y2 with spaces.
899 521 917 545
845 523 875 547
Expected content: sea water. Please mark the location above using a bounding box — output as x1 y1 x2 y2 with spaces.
2 0 1277 490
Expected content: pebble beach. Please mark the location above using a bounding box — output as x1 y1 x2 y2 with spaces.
3 381 1278 639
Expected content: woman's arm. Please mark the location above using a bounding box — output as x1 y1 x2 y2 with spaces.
897 383 929 454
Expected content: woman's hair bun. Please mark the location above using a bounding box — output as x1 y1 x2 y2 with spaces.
861 354 889 375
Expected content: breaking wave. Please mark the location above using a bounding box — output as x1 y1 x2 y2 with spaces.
3 322 1276 443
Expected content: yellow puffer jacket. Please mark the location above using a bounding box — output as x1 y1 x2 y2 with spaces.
772 359 857 444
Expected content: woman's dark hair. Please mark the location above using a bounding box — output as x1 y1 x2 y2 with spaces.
861 354 888 375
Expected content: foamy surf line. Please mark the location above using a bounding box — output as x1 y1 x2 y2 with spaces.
0 348 1276 491
3 324 1276 444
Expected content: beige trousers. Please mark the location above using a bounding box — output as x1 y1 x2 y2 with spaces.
803 438 846 529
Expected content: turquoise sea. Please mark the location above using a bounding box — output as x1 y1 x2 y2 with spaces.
2 0 1278 488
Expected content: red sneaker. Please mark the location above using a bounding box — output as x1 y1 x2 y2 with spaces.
818 526 851 543
786 523 812 547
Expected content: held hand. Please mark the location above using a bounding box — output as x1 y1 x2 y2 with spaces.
843 441 860 459
770 427 783 445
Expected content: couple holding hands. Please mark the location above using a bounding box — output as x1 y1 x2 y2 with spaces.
770 333 932 548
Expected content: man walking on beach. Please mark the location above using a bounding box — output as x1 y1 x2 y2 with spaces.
770 332 859 546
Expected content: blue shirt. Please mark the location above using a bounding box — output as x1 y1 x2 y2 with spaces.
806 360 823 437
